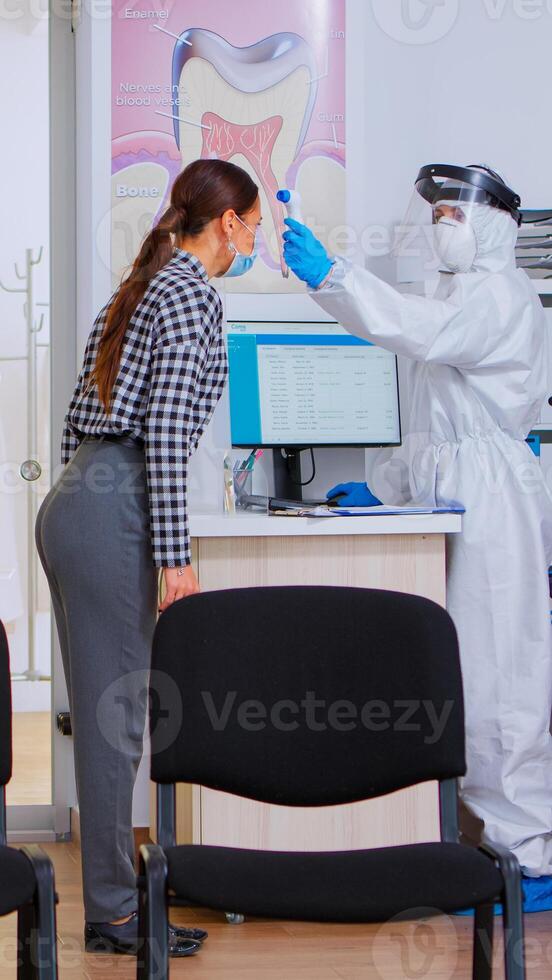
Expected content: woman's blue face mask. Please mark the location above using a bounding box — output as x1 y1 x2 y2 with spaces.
223 214 258 278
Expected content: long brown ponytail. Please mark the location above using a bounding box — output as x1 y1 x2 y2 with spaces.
93 159 258 410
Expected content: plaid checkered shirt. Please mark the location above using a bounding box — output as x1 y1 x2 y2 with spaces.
61 250 228 567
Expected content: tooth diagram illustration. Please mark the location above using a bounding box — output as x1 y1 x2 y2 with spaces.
110 7 346 293
171 29 318 277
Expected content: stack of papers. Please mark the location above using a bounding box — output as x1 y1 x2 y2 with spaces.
297 504 465 518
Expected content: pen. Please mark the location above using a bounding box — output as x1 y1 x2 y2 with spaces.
245 448 264 471
237 448 264 472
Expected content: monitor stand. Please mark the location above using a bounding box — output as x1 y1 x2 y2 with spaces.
273 448 304 502
271 448 327 509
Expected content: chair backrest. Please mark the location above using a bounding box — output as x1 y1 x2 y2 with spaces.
150 587 466 806
0 622 12 789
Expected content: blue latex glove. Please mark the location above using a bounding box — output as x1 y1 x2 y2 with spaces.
521 875 552 912
282 217 334 289
455 874 552 915
326 482 382 507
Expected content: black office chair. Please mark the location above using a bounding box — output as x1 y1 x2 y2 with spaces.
0 621 59 978
137 586 525 980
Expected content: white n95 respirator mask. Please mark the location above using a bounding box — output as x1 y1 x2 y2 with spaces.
434 217 477 273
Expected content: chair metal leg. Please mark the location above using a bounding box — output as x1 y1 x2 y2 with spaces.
19 845 58 980
137 844 169 980
479 843 526 980
502 868 525 980
472 902 494 980
17 900 35 980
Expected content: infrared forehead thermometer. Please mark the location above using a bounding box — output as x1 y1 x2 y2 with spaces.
277 189 304 278
277 188 304 222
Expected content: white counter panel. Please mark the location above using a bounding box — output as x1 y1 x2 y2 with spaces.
190 512 462 538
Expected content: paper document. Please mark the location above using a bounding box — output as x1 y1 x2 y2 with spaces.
300 504 465 518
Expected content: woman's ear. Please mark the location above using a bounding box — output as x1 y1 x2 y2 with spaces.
220 208 236 239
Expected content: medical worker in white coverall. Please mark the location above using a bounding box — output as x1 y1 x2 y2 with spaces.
283 164 552 910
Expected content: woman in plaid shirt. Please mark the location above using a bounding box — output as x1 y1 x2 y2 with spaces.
35 159 261 956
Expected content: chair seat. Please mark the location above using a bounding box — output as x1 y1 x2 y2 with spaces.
0 845 36 916
166 841 503 922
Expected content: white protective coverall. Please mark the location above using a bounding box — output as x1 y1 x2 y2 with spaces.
312 204 552 875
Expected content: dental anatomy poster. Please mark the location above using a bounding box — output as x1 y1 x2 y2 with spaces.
111 0 346 293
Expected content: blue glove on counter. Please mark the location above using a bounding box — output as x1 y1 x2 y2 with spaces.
282 217 334 289
327 482 382 507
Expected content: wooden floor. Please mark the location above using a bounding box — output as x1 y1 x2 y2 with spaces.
6 712 51 806
1 839 552 978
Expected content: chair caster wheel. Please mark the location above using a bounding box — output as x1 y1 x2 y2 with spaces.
225 912 245 925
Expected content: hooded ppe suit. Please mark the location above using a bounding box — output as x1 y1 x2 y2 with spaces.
306 203 552 876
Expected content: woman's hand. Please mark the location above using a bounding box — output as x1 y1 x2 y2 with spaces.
159 565 200 612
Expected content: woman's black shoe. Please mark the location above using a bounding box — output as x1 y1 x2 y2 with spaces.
170 923 208 942
84 911 201 956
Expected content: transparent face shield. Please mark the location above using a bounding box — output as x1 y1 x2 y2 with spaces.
393 165 521 279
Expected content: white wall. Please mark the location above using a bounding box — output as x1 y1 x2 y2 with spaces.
0 18 50 285
0 15 51 694
362 2 552 270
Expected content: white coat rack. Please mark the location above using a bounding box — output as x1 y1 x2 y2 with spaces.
0 248 50 682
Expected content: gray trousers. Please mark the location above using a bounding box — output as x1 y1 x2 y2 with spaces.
35 438 158 922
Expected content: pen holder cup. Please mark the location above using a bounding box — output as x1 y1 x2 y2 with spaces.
234 468 252 501
230 453 269 515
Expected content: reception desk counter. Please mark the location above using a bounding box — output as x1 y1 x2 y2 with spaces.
150 510 462 853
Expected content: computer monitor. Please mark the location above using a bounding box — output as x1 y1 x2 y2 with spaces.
227 321 402 449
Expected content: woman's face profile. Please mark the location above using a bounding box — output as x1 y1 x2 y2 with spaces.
228 195 263 256
433 204 466 224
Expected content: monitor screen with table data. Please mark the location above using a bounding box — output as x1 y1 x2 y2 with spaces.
227 322 401 448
